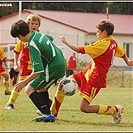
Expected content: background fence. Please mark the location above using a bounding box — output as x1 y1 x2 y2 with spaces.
0 64 132 87
107 65 133 87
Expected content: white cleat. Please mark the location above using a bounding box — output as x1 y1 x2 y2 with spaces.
112 105 123 124
5 104 16 110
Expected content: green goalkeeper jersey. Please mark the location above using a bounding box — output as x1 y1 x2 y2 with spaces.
28 31 66 90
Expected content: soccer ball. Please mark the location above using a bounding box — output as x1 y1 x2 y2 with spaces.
59 77 78 96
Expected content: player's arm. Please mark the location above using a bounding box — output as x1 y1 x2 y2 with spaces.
14 44 44 92
115 45 133 66
14 72 42 92
4 58 14 62
59 36 81 53
14 53 20 72
0 47 13 62
122 54 133 66
13 40 24 72
3 61 7 68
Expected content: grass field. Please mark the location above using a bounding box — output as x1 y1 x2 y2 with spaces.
0 85 133 132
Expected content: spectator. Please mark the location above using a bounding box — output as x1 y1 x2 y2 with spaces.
66 52 77 77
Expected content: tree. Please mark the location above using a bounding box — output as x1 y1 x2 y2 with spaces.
0 2 18 18
0 2 133 18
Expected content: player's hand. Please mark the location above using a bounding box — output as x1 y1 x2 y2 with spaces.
10 58 14 62
127 60 133 66
14 65 20 72
14 80 27 92
59 36 66 43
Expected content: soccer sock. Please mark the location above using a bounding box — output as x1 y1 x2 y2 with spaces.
97 105 117 115
6 89 19 105
29 91 50 115
38 91 50 108
50 89 65 117
3 80 9 92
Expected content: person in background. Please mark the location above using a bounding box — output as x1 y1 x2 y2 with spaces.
66 52 77 77
51 19 133 124
0 47 14 95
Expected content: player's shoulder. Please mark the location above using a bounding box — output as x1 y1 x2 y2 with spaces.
17 40 24 45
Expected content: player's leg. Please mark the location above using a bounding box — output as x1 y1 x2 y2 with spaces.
3 73 11 95
49 61 66 117
51 75 75 117
12 72 19 86
5 76 27 109
0 66 10 94
80 90 123 124
5 87 19 109
36 98 52 116
50 87 65 117
80 98 117 114
36 90 53 116
28 74 57 122
26 84 55 122
97 104 123 123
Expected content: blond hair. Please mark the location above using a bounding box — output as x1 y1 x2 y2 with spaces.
26 14 41 26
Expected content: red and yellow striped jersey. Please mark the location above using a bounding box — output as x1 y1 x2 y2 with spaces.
75 36 125 88
14 40 32 76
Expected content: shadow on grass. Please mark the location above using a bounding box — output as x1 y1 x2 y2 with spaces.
56 109 133 128
57 118 133 128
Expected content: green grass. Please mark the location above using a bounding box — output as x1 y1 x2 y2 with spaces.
0 85 133 132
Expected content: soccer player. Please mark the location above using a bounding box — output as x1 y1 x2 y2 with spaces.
51 19 133 123
5 14 52 110
10 20 66 122
66 52 77 77
0 47 14 95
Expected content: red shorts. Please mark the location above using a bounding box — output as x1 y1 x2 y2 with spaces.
73 64 101 103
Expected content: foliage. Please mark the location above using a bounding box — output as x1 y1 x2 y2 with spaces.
76 58 90 70
0 2 18 18
0 2 133 18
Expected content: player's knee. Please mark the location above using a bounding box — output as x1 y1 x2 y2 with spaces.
4 74 9 80
25 85 35 96
80 105 87 113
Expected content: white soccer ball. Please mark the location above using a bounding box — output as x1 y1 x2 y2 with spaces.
59 77 78 96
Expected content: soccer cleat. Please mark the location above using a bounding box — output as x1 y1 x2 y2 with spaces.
112 105 123 124
33 114 55 122
4 91 11 95
5 104 16 110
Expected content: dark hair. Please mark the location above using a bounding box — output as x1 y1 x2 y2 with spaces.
96 19 114 35
10 20 30 38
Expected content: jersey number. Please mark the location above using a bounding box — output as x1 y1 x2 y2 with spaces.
46 40 56 57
